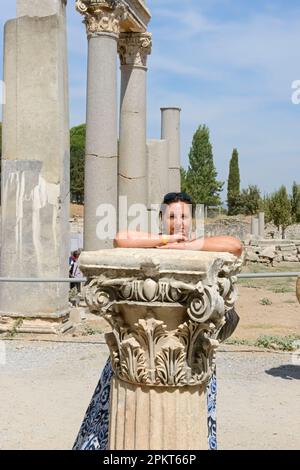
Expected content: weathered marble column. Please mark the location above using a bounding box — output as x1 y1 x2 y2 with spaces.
251 216 259 238
118 32 152 211
0 0 71 333
76 0 126 250
161 107 181 192
17 0 66 17
80 248 242 450
258 212 265 238
147 139 169 208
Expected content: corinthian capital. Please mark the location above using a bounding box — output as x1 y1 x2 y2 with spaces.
118 32 152 67
80 250 242 387
76 0 127 36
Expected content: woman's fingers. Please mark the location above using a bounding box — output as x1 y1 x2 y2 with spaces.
157 242 187 250
171 234 187 243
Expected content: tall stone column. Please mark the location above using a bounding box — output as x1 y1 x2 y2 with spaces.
146 139 169 235
147 139 169 206
80 248 242 450
0 0 71 333
76 0 126 250
258 212 265 238
17 0 66 17
118 33 152 214
251 216 259 238
161 107 181 192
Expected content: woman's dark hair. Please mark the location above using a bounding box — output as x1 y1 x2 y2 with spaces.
162 192 193 205
159 192 195 233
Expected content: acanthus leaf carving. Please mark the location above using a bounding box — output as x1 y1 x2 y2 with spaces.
118 32 152 67
76 0 127 35
103 311 222 387
155 338 187 386
82 255 241 388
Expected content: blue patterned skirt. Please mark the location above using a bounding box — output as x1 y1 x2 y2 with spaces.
73 359 217 450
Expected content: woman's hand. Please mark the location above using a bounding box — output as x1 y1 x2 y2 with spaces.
156 234 189 248
158 236 243 256
168 234 188 243
157 241 190 250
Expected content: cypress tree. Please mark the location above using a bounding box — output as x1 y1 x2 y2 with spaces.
186 125 223 206
291 181 300 223
227 148 240 215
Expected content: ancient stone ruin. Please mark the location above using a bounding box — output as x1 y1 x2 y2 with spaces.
0 1 243 450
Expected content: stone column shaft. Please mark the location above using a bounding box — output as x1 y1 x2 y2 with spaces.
85 33 118 250
118 32 152 212
259 212 265 238
161 107 181 192
17 0 67 17
76 0 126 250
109 378 207 450
251 216 259 237
147 139 169 206
0 1 70 333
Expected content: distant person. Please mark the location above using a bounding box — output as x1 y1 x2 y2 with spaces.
69 250 83 292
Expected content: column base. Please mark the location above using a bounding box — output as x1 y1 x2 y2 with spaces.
0 311 73 334
109 377 208 450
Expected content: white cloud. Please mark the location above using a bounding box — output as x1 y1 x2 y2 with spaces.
0 0 299 197
146 1 300 197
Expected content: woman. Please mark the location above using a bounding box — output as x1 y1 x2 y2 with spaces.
73 192 242 450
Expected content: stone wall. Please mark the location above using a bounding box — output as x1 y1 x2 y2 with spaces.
244 240 300 265
265 222 300 240
205 216 300 242
205 216 251 240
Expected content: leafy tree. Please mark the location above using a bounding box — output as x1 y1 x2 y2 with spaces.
268 186 292 239
185 125 223 206
290 181 300 223
180 167 189 193
238 185 261 215
70 124 85 204
227 148 240 215
260 194 272 223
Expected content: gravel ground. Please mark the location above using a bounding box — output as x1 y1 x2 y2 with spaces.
0 340 299 450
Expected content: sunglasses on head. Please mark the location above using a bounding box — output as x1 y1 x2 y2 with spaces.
163 192 193 204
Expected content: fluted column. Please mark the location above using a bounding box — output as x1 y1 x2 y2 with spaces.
80 249 242 450
118 32 152 213
76 0 126 250
161 107 181 192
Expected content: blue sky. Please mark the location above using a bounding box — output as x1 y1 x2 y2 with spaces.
1 0 300 202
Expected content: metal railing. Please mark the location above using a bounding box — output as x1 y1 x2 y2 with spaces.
0 273 299 282
0 278 87 283
237 272 300 279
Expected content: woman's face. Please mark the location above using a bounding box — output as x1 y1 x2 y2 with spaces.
163 201 193 237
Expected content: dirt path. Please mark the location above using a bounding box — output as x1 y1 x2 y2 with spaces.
234 285 300 339
0 340 299 450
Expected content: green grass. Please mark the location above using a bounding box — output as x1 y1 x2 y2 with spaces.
224 338 253 346
272 286 294 294
225 334 300 351
259 297 273 306
254 335 300 351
